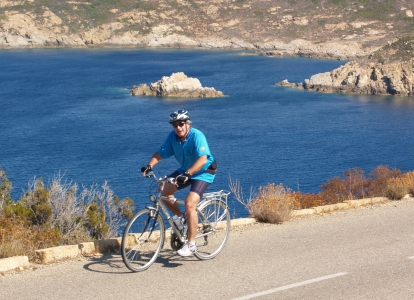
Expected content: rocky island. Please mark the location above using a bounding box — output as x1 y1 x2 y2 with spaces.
130 72 224 98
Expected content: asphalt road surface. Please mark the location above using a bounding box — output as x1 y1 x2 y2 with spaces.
1 198 414 300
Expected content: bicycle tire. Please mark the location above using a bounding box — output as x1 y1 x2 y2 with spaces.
194 199 230 260
121 208 165 272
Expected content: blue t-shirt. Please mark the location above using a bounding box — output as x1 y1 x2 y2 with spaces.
157 128 215 183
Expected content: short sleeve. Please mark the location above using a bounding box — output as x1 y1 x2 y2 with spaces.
157 131 175 159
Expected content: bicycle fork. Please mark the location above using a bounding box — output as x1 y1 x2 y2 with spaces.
138 207 162 243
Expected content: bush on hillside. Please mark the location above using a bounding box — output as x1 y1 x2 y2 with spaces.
386 171 414 200
292 192 324 210
246 183 295 224
230 165 413 223
368 166 402 196
320 166 402 204
0 216 60 261
230 177 294 224
385 183 408 200
0 171 134 259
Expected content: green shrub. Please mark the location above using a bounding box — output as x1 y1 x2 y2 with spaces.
253 11 264 19
86 201 110 240
134 1 156 11
354 1 396 20
13 178 54 226
326 0 348 6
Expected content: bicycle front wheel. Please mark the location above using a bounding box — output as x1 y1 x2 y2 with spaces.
194 199 230 260
121 208 165 272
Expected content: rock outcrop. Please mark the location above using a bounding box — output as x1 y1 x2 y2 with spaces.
131 72 224 98
277 61 414 96
0 10 86 48
255 39 380 60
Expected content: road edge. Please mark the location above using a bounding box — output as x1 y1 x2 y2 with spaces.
0 196 399 273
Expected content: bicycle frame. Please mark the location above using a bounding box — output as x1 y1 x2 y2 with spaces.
144 171 229 243
144 171 188 243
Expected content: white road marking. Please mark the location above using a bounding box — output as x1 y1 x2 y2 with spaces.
232 272 348 300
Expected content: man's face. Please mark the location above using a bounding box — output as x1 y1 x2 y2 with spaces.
172 121 189 138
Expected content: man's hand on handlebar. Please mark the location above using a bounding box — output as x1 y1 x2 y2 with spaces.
176 171 190 184
141 165 152 176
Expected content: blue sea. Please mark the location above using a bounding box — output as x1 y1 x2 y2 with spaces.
1 48 414 218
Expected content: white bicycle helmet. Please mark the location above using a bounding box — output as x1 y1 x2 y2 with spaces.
169 109 190 123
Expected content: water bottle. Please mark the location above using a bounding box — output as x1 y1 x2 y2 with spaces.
172 215 184 231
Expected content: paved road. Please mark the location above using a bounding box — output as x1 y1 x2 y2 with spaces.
1 199 414 300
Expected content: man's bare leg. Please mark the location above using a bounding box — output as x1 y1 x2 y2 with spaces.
161 182 182 216
185 191 201 242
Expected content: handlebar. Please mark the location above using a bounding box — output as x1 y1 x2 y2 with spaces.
143 171 230 203
143 171 177 186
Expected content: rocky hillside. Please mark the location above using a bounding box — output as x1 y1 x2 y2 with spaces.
1 0 413 95
1 0 413 57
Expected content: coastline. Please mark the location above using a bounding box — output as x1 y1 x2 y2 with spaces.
0 38 370 61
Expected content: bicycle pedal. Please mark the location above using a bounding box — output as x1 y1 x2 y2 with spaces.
202 224 213 233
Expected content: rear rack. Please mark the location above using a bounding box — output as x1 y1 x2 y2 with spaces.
202 190 231 203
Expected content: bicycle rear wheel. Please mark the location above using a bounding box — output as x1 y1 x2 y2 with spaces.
121 208 165 272
194 199 230 260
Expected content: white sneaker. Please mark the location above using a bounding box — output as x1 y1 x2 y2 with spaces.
177 241 197 257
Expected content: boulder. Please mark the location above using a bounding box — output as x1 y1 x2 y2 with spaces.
131 72 224 98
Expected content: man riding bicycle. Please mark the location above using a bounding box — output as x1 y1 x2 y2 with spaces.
141 109 217 256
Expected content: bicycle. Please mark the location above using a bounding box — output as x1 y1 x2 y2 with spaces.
121 171 231 272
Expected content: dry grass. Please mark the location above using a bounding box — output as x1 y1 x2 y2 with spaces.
292 192 324 210
0 217 60 261
247 184 295 224
386 171 414 199
230 177 295 224
230 166 413 224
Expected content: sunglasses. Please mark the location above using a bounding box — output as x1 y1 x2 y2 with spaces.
172 122 186 128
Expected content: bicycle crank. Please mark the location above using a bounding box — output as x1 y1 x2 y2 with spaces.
170 233 183 251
